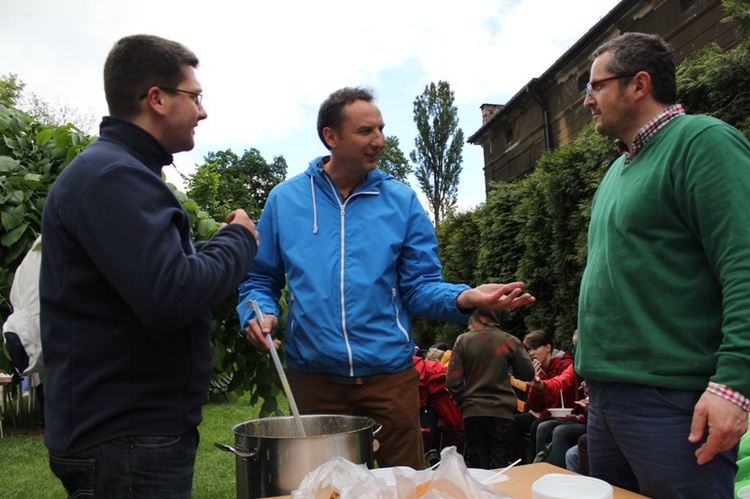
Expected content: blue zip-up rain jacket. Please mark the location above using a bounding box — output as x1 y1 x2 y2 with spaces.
237 157 470 377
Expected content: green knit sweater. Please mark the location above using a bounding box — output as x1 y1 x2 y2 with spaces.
577 115 750 398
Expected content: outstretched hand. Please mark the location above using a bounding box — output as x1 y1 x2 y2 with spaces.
456 282 535 311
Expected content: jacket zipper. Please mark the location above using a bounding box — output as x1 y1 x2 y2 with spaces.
320 172 379 376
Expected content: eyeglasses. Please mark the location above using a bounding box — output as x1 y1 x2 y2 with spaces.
140 87 203 106
585 74 636 96
159 87 203 106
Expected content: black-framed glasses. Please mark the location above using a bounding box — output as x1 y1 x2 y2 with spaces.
159 87 203 106
585 74 636 96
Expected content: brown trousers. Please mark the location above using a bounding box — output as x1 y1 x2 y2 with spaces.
286 367 425 469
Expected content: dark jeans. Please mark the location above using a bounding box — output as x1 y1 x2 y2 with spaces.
535 418 579 456
49 429 198 498
588 381 738 499
550 422 586 469
463 416 515 469
513 412 547 463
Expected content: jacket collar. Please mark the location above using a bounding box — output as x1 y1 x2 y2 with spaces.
305 156 386 195
98 116 173 174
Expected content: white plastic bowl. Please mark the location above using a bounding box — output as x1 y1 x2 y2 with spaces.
549 408 574 418
532 473 613 499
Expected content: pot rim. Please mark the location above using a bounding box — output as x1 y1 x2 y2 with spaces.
232 414 378 440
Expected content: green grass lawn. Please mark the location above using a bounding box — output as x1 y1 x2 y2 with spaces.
0 392 287 498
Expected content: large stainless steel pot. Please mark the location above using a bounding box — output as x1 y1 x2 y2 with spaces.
215 414 381 498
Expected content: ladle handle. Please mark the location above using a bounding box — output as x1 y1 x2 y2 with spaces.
251 300 306 437
265 332 306 437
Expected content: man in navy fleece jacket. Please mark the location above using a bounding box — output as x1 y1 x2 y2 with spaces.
40 34 258 497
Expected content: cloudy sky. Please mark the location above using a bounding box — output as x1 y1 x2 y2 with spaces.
2 0 621 211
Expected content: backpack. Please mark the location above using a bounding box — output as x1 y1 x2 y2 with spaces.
2 235 43 375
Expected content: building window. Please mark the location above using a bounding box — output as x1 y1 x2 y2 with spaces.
505 128 514 144
680 0 697 11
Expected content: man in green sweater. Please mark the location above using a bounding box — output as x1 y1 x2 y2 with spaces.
577 32 750 498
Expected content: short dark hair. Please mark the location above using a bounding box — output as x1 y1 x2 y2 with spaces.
317 87 375 150
593 32 676 105
104 34 199 119
523 329 553 350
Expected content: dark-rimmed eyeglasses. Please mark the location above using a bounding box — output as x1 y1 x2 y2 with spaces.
140 87 203 106
585 74 636 96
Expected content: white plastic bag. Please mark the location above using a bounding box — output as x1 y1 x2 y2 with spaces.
417 446 508 499
291 447 508 499
292 457 395 499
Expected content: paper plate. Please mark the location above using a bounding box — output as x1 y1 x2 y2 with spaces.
467 468 510 484
532 473 613 499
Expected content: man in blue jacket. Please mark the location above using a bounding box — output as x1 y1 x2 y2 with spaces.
238 87 534 469
40 35 259 497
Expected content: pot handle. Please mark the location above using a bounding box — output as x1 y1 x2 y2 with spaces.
213 442 257 460
371 423 384 453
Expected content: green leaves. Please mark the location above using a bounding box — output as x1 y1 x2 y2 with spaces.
187 148 287 222
677 40 750 138
416 122 616 351
0 105 93 277
0 104 95 378
184 149 289 417
377 136 411 183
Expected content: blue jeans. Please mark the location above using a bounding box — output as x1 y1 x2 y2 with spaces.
587 381 737 499
550 421 585 469
49 429 198 498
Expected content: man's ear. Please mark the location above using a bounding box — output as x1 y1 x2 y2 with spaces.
143 86 168 117
631 71 652 101
322 126 336 150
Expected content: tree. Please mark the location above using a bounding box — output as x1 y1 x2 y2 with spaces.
410 80 464 228
22 94 97 135
377 135 411 183
677 7 750 137
1 73 96 133
0 73 24 107
187 148 287 221
722 0 750 41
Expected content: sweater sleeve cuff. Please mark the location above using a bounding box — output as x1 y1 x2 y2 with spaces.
707 381 750 412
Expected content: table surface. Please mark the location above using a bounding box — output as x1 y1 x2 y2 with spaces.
490 462 648 498
265 461 649 498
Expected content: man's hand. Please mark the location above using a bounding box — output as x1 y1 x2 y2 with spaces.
689 390 748 465
243 309 280 352
530 375 544 391
456 282 535 310
226 209 259 247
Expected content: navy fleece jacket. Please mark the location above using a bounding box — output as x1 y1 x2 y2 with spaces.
40 117 256 456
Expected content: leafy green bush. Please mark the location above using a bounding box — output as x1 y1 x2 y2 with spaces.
0 105 92 376
419 6 750 351
415 124 616 351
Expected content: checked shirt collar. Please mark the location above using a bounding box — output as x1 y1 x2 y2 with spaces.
616 103 685 166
